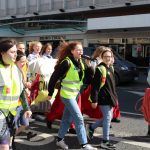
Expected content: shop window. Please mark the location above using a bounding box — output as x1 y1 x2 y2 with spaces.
109 45 118 52
132 44 143 58
145 46 150 58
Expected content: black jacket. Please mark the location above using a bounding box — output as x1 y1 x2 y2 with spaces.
48 56 94 96
90 62 117 107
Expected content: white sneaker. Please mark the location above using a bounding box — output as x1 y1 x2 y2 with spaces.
56 139 68 149
81 144 97 150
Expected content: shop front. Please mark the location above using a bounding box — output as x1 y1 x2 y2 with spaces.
88 37 150 67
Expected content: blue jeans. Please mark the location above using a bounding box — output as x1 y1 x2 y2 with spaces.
58 96 87 144
91 105 113 141
14 106 29 129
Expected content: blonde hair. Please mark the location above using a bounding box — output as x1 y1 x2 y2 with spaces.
92 46 112 59
101 47 114 59
17 42 24 46
29 41 42 53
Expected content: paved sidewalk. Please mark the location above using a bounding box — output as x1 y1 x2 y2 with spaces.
15 115 150 150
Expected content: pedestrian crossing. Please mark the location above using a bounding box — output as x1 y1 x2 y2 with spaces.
94 133 150 149
15 120 150 149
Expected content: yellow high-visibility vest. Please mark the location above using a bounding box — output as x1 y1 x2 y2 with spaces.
60 57 84 99
0 63 23 116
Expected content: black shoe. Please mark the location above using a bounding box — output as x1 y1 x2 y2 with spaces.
9 143 16 150
46 120 52 129
67 128 76 134
100 141 116 150
147 125 150 136
86 124 94 141
147 131 150 136
10 135 16 150
111 118 120 123
27 132 37 141
9 146 16 150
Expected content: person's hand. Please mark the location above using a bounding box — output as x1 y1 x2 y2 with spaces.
46 96 52 101
24 82 32 89
85 59 91 67
91 103 98 109
25 88 31 97
24 110 32 118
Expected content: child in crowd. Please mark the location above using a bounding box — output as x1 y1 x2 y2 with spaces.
41 43 53 59
14 51 36 144
27 41 42 62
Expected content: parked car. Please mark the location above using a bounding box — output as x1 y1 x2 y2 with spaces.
83 47 139 85
113 51 139 85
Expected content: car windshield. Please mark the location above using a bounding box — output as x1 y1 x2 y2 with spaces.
113 51 124 60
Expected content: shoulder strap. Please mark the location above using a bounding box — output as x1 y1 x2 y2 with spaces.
111 65 114 72
97 65 107 90
60 57 71 79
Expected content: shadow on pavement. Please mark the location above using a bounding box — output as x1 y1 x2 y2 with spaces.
123 135 150 143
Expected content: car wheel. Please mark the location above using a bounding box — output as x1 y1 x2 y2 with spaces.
115 73 120 86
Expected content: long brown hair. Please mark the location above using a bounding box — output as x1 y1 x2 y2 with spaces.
40 43 52 55
56 41 82 65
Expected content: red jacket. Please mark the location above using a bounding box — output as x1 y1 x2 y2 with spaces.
142 88 150 125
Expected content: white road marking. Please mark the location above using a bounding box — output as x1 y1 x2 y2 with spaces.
15 120 150 148
121 111 143 116
94 133 150 149
123 140 150 148
127 91 144 96
15 131 54 145
34 121 47 127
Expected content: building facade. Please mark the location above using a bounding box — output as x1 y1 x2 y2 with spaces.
0 0 150 66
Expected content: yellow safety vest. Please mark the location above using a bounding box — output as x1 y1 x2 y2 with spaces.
60 57 85 99
97 65 107 89
0 63 23 116
97 65 114 89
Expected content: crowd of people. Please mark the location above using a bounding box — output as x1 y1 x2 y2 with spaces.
0 39 149 150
